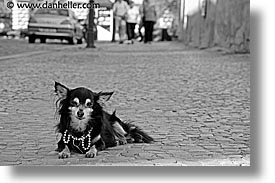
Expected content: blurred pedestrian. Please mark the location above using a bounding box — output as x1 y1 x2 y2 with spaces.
113 0 129 44
126 1 139 44
159 9 173 41
142 0 157 44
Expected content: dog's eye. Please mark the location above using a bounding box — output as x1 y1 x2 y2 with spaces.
86 102 93 107
70 101 79 107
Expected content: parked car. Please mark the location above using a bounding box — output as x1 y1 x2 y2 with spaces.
27 8 84 44
0 12 12 36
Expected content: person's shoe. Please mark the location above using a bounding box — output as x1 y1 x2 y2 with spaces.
119 41 123 44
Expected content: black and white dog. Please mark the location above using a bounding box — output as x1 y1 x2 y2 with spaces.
54 82 153 158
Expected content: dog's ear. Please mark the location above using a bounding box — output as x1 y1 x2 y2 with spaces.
54 82 69 99
96 91 114 104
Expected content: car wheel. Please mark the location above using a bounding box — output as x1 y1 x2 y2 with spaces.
68 37 77 45
77 38 83 44
28 36 35 43
40 38 46 43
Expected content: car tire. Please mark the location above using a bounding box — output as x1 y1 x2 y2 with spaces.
68 37 76 45
77 38 83 44
28 36 35 43
40 38 46 43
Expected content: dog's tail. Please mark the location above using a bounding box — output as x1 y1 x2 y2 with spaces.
110 111 154 143
124 122 154 143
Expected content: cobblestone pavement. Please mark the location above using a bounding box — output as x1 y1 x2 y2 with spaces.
0 39 250 166
0 38 74 57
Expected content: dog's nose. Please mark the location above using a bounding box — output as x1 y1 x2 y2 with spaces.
77 110 84 118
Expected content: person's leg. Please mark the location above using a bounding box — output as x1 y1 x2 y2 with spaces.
149 21 154 42
115 17 121 41
118 18 123 43
144 21 149 43
147 21 152 42
147 21 151 42
161 29 165 41
126 22 131 40
130 23 136 40
120 19 126 43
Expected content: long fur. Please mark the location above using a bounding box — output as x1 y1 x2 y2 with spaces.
109 111 154 143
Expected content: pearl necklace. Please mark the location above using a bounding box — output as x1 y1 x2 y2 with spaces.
62 128 93 151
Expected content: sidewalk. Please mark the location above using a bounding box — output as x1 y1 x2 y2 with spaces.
0 41 250 166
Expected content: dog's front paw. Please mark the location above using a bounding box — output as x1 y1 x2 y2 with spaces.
85 145 97 158
58 145 71 159
58 151 71 159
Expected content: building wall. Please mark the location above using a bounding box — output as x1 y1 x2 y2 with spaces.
11 0 30 30
183 0 250 53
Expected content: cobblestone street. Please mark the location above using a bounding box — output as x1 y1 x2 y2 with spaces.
0 39 250 166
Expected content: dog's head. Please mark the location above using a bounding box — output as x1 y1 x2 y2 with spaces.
54 82 113 132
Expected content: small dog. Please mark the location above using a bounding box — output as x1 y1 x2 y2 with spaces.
54 82 153 158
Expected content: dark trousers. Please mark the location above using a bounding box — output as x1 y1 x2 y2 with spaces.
161 29 172 41
126 22 136 40
144 21 155 43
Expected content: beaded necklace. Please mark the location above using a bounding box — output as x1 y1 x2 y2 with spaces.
62 128 93 152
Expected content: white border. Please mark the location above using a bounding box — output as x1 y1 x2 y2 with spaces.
1 0 274 182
